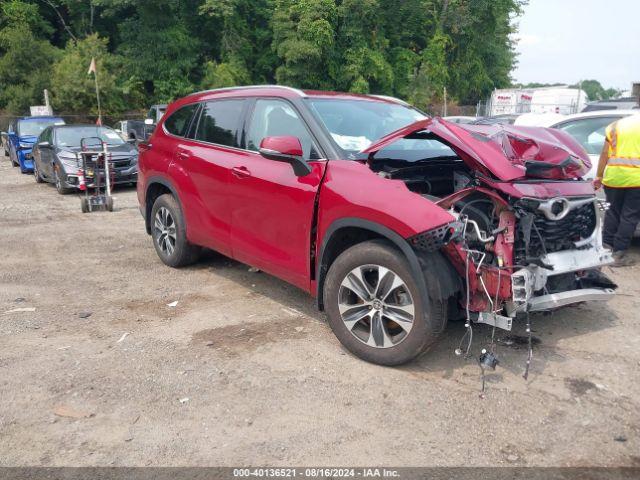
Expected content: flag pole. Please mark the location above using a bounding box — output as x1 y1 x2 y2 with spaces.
88 57 102 125
94 64 102 125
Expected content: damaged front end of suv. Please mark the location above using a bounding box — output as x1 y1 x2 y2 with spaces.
363 118 616 333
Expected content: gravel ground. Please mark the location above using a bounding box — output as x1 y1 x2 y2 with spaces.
1 153 639 467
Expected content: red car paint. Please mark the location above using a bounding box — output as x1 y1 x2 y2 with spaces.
363 118 591 181
137 86 598 314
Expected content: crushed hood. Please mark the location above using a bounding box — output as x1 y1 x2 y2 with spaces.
362 118 592 181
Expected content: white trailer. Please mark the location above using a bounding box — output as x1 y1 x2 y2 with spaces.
487 87 587 116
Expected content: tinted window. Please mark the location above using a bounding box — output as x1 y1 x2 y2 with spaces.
555 116 622 155
247 99 321 160
194 100 245 147
164 104 198 137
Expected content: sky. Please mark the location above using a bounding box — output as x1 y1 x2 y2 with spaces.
513 0 639 91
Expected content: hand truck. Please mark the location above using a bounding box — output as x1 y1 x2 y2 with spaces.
77 136 114 213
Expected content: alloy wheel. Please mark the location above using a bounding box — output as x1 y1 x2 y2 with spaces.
338 264 415 348
154 207 177 256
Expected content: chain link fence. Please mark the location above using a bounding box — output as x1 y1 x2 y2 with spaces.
0 112 145 132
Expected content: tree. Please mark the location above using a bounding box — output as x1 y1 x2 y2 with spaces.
572 79 623 101
50 34 127 115
272 0 338 89
0 1 59 113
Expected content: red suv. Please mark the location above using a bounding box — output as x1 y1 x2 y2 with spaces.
137 86 616 365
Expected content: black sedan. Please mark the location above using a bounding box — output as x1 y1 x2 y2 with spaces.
32 125 138 194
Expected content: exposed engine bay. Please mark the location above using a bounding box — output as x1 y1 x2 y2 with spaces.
363 118 617 382
369 151 616 327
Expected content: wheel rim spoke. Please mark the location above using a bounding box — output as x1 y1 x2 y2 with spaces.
341 268 372 302
376 268 404 301
368 311 391 348
383 307 414 333
340 306 371 331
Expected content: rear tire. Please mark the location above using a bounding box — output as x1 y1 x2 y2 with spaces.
106 197 114 212
323 240 447 366
150 194 200 267
80 198 89 213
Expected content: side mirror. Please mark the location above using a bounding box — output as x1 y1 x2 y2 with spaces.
144 118 154 125
259 136 312 177
38 141 51 148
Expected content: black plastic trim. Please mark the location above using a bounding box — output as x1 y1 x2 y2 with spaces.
144 176 184 235
316 218 428 310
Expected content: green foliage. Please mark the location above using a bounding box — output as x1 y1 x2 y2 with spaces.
0 1 59 113
571 79 624 102
50 34 127 115
272 0 338 89
4 0 619 117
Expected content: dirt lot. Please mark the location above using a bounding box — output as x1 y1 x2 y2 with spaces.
1 154 639 467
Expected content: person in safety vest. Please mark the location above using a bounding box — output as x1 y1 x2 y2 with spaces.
593 114 640 267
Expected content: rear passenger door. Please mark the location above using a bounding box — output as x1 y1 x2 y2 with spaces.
168 99 248 256
227 98 327 290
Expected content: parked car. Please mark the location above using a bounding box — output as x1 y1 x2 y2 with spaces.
2 116 65 173
471 114 519 125
443 116 477 124
119 104 167 143
32 124 138 194
137 86 615 366
544 110 639 180
582 97 639 112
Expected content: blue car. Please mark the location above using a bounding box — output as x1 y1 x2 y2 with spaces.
4 116 66 173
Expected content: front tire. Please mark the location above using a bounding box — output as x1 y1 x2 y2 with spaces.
150 194 200 267
54 169 72 194
34 162 43 183
323 240 447 366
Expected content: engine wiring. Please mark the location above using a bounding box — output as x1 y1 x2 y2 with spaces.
455 205 536 392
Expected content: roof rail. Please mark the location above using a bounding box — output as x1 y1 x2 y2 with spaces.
185 85 306 98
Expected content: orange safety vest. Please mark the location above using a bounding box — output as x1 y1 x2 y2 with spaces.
603 114 640 188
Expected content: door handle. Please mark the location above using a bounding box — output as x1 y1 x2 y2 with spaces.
176 149 189 161
232 166 251 178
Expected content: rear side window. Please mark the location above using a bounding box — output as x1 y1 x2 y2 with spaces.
194 100 245 147
164 104 198 137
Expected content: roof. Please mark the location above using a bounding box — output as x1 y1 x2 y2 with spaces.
550 109 640 126
182 85 406 105
18 116 64 121
54 124 109 128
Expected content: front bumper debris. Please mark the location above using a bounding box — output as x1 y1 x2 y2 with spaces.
528 288 615 312
509 243 614 315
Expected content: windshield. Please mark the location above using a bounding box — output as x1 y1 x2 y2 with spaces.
307 98 426 155
17 118 63 137
55 126 126 147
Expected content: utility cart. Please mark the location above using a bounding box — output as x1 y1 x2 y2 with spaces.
77 136 114 213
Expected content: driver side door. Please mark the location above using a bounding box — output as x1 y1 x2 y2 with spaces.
228 98 327 290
